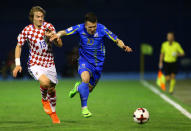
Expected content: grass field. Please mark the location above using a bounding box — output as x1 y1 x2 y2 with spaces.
0 80 191 131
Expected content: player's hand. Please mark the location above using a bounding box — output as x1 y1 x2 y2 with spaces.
159 62 163 69
45 29 54 38
50 33 60 42
51 34 61 42
123 45 133 52
12 65 22 78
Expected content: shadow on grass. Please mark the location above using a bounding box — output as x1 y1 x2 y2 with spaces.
0 121 55 130
0 120 79 130
62 120 78 124
0 121 34 124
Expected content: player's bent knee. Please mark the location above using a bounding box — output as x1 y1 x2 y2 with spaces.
39 75 52 88
165 76 170 81
40 83 49 88
171 75 176 79
81 71 90 83
40 79 51 88
82 78 90 83
48 87 56 95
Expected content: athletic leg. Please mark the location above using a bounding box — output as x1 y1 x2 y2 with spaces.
39 75 60 123
39 74 52 115
47 85 60 124
47 85 56 113
78 71 92 117
169 73 176 94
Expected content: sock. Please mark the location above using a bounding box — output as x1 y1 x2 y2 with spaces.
78 82 89 108
40 86 48 100
48 91 56 112
169 79 176 93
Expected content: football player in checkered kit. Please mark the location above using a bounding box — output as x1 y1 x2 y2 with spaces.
12 6 63 124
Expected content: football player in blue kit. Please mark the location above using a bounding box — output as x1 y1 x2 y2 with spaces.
50 12 133 117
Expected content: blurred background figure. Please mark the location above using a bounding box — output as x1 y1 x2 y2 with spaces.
61 46 79 77
159 32 185 94
0 49 16 79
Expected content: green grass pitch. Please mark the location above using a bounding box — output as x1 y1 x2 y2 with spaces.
0 80 191 131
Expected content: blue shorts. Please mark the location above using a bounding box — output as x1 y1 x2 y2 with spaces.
78 57 102 87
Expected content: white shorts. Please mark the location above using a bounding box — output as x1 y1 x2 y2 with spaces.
28 65 58 84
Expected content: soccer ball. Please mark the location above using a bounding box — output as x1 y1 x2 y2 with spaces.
133 108 149 124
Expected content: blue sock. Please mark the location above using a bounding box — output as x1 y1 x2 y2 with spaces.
78 82 89 108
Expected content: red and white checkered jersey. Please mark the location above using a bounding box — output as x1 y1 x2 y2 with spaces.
17 22 56 68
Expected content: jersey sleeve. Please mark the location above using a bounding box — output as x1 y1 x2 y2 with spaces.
65 24 81 35
17 27 28 46
177 43 184 54
46 23 56 33
103 26 118 42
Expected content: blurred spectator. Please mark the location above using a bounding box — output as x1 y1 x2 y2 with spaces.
62 46 79 77
0 49 15 79
180 58 191 78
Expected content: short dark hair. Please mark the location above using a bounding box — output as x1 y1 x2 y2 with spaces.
167 32 174 35
85 12 97 23
29 6 46 23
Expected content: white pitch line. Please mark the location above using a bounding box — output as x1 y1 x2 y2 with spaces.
141 80 191 119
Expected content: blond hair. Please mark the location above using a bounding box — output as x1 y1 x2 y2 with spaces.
29 6 46 23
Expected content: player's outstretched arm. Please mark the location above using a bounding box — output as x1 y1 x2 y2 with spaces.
51 33 63 47
54 38 63 47
116 38 133 52
50 30 67 42
12 45 22 78
45 29 63 47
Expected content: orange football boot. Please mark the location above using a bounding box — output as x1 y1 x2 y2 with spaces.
49 112 60 124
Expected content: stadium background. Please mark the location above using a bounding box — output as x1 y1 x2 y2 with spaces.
0 0 191 77
0 0 191 130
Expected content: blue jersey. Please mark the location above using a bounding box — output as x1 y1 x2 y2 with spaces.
65 23 118 68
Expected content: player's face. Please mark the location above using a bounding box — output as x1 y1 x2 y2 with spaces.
85 21 97 35
167 33 174 42
33 11 44 28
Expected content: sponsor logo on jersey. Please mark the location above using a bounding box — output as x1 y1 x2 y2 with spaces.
67 27 73 31
94 32 98 37
109 31 112 34
82 64 86 67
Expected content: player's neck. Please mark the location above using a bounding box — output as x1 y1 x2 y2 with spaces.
168 40 174 45
33 24 42 29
